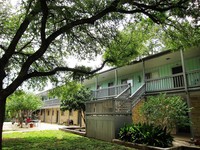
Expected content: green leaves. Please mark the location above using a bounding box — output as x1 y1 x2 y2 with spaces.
140 93 191 132
49 81 91 112
6 90 43 117
119 123 173 148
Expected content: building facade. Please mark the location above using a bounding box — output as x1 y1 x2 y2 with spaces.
83 47 200 141
37 90 82 126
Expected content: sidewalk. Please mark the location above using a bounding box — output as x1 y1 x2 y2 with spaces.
3 122 66 133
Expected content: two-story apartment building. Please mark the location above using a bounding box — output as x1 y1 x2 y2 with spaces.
83 47 200 141
37 90 82 126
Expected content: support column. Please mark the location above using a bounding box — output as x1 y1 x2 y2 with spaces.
142 60 145 83
115 69 118 95
180 49 188 91
95 76 98 99
180 49 194 138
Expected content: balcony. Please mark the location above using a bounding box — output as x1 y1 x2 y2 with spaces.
92 83 131 100
146 69 200 92
42 98 61 108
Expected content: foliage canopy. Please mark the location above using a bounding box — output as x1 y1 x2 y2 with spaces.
6 90 42 119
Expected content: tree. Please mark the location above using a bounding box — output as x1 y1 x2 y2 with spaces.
104 19 200 66
140 93 191 132
6 90 42 127
50 82 91 126
0 0 199 148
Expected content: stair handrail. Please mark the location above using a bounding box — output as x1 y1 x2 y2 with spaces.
115 84 131 99
129 83 145 107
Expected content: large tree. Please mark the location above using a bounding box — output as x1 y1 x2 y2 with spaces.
0 0 199 148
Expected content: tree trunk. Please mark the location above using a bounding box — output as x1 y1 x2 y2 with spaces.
0 98 6 150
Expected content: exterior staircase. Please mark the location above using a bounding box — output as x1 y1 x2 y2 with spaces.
129 83 145 108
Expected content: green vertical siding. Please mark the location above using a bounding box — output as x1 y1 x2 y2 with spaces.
185 57 200 71
84 56 200 95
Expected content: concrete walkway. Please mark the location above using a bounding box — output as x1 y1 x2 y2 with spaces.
3 122 66 133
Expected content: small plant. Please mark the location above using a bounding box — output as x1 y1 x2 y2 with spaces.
119 123 173 148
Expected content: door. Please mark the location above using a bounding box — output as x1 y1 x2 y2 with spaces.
172 66 184 88
108 82 114 96
56 111 59 123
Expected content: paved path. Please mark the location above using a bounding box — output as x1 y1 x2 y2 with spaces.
3 122 66 133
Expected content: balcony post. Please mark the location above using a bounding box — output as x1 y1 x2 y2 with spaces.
95 76 98 99
115 69 118 95
142 59 146 93
180 49 188 91
180 49 194 138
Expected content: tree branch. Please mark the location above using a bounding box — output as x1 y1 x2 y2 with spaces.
39 0 48 43
17 37 34 53
0 4 40 71
25 59 112 79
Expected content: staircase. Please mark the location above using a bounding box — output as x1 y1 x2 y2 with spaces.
115 84 132 113
129 83 145 108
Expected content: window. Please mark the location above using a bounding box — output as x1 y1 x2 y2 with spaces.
52 110 54 116
138 75 141 83
47 110 50 116
121 79 133 86
121 79 128 84
97 85 102 89
145 71 159 80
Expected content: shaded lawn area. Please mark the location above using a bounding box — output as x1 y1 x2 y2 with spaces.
2 130 134 150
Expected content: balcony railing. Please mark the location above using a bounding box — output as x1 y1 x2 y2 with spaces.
187 69 200 87
91 69 200 100
92 83 130 100
146 69 200 92
42 98 61 108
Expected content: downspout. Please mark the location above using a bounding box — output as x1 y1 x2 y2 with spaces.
180 49 194 138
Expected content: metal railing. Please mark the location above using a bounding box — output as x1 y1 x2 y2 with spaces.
92 84 130 100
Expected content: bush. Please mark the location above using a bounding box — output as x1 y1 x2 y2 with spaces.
140 93 191 132
119 123 173 148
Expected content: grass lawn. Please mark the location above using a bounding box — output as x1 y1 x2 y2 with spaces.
2 130 134 150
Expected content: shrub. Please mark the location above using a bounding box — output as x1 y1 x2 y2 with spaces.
119 123 173 148
140 93 191 132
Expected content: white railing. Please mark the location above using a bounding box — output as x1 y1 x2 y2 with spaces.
145 69 200 92
146 73 184 92
42 98 61 108
92 84 130 100
130 84 145 107
187 69 200 87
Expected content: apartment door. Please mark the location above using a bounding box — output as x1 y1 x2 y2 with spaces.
56 111 59 123
172 66 184 88
108 82 114 96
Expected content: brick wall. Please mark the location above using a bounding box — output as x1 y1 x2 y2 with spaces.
132 99 145 124
190 92 200 137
